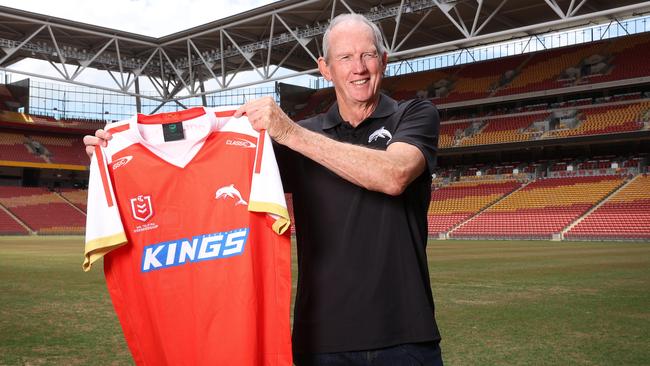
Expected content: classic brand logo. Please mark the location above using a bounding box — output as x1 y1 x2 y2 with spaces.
368 126 392 144
226 138 256 149
130 195 154 222
112 156 133 170
215 184 247 206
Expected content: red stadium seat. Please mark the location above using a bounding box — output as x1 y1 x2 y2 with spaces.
0 186 86 235
449 175 625 239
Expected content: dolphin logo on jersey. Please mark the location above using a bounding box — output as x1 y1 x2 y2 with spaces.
130 195 153 222
215 184 248 206
368 127 392 144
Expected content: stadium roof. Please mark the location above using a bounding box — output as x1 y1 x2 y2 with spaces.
1 0 649 105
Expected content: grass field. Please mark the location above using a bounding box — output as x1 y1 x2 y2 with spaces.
1 237 649 365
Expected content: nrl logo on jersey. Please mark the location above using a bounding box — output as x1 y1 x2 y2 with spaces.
226 138 256 149
368 127 392 144
111 156 133 170
215 184 248 206
130 195 154 222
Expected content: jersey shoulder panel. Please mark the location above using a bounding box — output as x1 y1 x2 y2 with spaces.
104 120 140 161
105 119 131 134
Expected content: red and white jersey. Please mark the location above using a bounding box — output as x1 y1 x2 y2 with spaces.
84 107 292 366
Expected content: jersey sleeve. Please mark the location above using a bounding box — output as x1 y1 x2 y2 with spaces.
248 130 291 235
83 145 128 271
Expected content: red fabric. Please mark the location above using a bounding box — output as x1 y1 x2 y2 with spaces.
96 114 291 365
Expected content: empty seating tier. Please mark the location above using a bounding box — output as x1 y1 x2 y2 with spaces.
384 69 453 102
440 100 648 147
0 208 28 234
0 186 85 235
59 189 88 212
438 54 527 104
439 121 472 148
29 135 88 165
566 175 650 240
0 131 89 166
0 132 46 163
427 179 522 235
458 112 547 146
495 43 603 96
450 175 625 239
545 101 649 139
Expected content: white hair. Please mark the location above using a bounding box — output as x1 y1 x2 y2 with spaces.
322 14 386 61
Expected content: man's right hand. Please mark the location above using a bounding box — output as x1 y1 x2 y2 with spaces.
83 129 112 158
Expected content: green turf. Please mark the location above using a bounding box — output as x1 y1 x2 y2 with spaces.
0 237 648 365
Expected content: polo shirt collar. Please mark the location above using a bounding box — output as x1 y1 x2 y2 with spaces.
322 93 398 130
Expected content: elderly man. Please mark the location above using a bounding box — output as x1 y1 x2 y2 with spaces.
86 13 442 366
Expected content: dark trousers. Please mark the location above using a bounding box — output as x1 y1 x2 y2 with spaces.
293 341 443 366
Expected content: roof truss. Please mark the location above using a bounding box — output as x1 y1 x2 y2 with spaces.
0 0 648 105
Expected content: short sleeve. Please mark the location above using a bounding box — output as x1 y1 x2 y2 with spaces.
388 99 440 175
248 130 291 235
83 145 127 271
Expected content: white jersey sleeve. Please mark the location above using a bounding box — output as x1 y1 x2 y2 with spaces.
83 145 127 271
248 130 290 235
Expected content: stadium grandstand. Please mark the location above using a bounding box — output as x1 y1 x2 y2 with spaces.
0 0 648 240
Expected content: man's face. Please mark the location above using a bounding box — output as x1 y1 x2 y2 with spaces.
318 21 387 110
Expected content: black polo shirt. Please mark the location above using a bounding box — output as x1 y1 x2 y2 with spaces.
276 94 441 354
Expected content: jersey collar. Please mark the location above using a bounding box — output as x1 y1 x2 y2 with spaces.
129 106 219 169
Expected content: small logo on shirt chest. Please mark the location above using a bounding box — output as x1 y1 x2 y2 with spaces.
226 138 256 149
215 184 248 206
368 126 392 144
111 156 133 170
130 195 154 222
